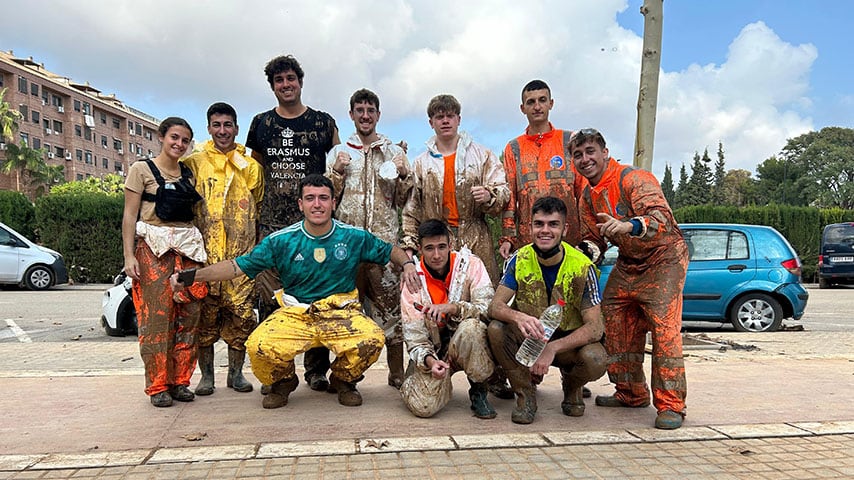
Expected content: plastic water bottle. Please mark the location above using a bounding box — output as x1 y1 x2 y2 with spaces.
515 299 565 367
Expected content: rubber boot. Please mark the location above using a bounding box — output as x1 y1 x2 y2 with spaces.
195 345 215 396
486 365 515 400
504 362 537 424
468 379 497 419
262 376 299 409
226 347 253 393
304 347 331 392
560 370 586 417
329 374 363 407
386 343 405 389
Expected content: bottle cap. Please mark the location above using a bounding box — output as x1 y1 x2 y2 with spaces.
556 299 566 307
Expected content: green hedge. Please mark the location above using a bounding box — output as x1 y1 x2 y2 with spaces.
35 193 124 283
674 205 854 281
0 190 36 238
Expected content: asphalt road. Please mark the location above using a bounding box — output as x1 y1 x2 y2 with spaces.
1 282 853 343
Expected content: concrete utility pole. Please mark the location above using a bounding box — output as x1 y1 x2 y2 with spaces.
634 0 663 171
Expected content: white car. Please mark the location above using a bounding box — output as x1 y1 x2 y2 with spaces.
101 272 137 337
0 221 68 290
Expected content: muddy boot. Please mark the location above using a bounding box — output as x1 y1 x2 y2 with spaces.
262 376 299 409
560 372 586 417
226 347 253 392
195 345 215 396
386 343 405 389
468 379 497 419
486 366 515 400
304 347 331 392
503 363 537 424
655 410 684 430
150 391 172 407
329 374 363 407
169 385 195 402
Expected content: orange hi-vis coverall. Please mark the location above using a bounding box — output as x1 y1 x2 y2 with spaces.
501 125 587 250
579 158 689 415
184 140 264 350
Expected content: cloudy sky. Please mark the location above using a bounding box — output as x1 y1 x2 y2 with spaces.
2 0 850 179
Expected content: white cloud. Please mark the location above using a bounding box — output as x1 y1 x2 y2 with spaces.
0 1 819 179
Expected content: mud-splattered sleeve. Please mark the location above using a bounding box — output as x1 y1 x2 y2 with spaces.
479 147 509 217
454 256 494 323
401 277 435 371
392 147 414 209
325 145 346 200
579 186 607 261
401 155 425 251
624 171 677 240
500 143 519 247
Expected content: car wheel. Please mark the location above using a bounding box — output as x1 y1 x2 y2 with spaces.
118 297 138 336
101 315 124 337
818 277 830 289
23 265 53 290
730 293 783 333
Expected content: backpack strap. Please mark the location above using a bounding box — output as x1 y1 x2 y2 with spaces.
141 158 164 203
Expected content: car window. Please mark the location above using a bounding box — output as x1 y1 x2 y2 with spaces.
824 224 854 245
0 228 16 246
685 230 748 261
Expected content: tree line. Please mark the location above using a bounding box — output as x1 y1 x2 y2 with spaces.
661 127 854 210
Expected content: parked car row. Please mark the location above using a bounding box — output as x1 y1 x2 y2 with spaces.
0 222 68 290
599 224 809 333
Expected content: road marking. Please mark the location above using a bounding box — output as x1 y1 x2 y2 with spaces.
3 319 32 343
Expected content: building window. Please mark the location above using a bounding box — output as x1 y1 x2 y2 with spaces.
101 135 108 147
135 123 142 136
53 120 63 133
101 158 108 169
144 130 153 141
112 117 120 129
100 112 107 125
82 103 91 115
30 83 39 96
18 76 27 93
73 99 81 112
33 138 41 149
113 139 123 151
114 161 123 172
0 75 4 87
55 146 65 157
20 132 29 146
51 95 62 107
19 105 28 120
84 126 92 141
75 149 83 161
75 125 82 137
44 143 51 155
41 90 48 105
85 151 93 164
76 174 83 181
147 149 153 157
31 111 39 124
128 120 133 132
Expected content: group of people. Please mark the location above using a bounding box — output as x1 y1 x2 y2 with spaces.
122 53 689 430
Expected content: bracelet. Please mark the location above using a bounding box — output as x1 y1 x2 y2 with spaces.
402 259 416 267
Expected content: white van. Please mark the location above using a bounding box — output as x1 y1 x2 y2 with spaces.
0 222 68 290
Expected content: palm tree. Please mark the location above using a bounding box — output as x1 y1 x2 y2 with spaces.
29 163 65 197
1 142 46 192
0 87 21 142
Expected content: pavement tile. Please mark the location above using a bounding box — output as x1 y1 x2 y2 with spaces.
626 426 728 442
146 444 255 464
358 435 454 454
710 423 813 439
790 420 854 435
0 455 43 472
451 432 548 449
30 450 150 470
257 439 355 458
542 429 641 445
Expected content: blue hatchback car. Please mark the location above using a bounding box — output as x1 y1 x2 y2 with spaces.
598 224 809 332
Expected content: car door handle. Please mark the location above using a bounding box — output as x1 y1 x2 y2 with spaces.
727 264 747 272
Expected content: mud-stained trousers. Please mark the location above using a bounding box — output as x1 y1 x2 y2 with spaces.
245 290 385 385
400 318 494 418
356 262 403 346
132 241 206 396
488 320 608 392
602 257 688 414
198 277 257 350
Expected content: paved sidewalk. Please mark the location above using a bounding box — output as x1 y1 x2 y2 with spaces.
1 330 852 478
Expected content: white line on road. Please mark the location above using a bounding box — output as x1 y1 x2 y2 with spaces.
3 319 33 343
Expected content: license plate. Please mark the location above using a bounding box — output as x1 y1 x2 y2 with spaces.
831 256 854 263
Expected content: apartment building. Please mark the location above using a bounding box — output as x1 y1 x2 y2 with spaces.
0 50 160 192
